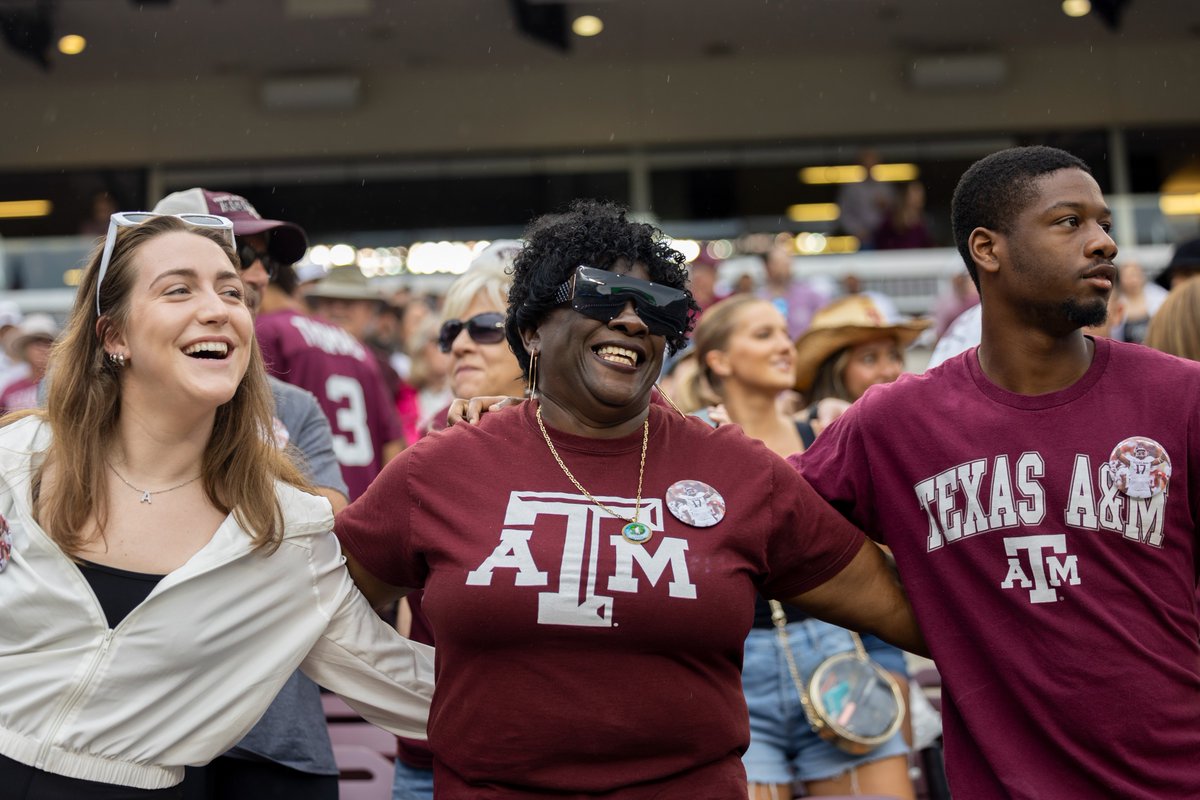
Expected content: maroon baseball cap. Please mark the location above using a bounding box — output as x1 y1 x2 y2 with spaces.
152 188 308 265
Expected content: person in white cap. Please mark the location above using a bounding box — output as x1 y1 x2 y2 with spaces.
152 189 350 800
0 314 58 415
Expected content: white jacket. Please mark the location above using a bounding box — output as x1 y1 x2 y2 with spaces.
0 417 434 789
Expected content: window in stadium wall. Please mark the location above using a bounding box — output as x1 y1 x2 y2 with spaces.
648 159 975 247
0 168 147 238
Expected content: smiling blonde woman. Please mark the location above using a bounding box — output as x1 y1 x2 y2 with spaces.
690 294 915 800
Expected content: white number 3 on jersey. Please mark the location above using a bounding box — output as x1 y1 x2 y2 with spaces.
326 374 374 467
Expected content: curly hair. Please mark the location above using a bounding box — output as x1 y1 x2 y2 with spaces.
504 199 699 374
951 146 1090 290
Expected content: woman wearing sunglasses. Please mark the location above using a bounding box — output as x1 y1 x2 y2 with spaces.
335 200 925 798
435 241 527 416
0 214 433 800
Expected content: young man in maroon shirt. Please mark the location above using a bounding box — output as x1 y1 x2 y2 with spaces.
796 146 1200 799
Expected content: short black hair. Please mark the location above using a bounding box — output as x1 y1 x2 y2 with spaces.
505 199 698 375
951 146 1091 288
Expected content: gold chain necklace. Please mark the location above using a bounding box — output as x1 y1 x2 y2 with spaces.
107 462 202 505
536 405 653 544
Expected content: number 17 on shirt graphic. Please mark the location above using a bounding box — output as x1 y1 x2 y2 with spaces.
1108 436 1171 500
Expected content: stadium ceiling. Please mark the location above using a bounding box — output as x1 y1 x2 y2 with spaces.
0 0 1189 80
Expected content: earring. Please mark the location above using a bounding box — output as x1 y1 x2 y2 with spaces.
107 352 127 368
527 351 539 399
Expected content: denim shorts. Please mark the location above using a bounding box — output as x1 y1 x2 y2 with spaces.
391 760 434 800
741 619 909 785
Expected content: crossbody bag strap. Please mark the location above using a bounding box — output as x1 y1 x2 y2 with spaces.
769 599 821 721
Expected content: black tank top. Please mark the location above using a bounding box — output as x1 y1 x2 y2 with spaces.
750 421 819 628
78 560 164 629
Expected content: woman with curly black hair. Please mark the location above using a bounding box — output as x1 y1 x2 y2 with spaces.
336 200 924 798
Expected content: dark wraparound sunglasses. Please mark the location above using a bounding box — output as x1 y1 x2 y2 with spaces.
438 312 507 353
237 239 277 280
554 265 690 337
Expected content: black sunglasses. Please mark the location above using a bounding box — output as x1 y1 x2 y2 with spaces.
554 265 690 337
237 240 277 280
438 312 507 353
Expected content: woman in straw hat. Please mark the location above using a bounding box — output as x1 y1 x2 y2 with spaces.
688 294 915 800
794 291 934 757
794 294 930 440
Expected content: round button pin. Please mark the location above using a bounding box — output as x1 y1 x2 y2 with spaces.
665 480 726 528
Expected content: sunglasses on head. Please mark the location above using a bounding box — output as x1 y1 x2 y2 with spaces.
438 312 507 353
95 211 235 316
237 240 278 280
554 265 690 337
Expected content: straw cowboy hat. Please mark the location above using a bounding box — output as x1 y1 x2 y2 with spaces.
306 265 381 301
793 294 931 392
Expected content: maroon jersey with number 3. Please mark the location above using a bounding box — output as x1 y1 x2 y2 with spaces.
256 309 402 499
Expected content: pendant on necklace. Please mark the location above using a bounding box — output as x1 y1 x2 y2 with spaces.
621 521 652 544
140 490 152 504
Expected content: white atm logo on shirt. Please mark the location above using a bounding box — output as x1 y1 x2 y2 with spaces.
1000 534 1081 603
465 491 697 627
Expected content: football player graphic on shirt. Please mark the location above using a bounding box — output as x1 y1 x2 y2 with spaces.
1125 447 1156 498
1111 438 1171 499
679 487 719 526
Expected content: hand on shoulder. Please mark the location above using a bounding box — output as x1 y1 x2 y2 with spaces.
446 395 524 427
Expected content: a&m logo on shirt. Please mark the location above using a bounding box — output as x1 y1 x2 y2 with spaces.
914 437 1173 605
466 491 698 627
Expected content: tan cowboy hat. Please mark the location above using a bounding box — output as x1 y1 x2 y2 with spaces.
306 265 381 301
793 294 931 392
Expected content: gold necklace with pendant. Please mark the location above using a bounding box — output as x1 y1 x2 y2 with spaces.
536 405 652 544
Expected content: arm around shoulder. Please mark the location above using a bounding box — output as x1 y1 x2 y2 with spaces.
334 446 422 605
785 539 928 657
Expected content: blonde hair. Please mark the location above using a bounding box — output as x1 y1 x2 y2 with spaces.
13 215 308 555
686 295 775 403
440 255 515 324
1144 277 1200 362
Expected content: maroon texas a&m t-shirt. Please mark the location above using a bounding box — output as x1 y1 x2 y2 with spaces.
796 337 1200 800
256 309 402 499
337 401 866 798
